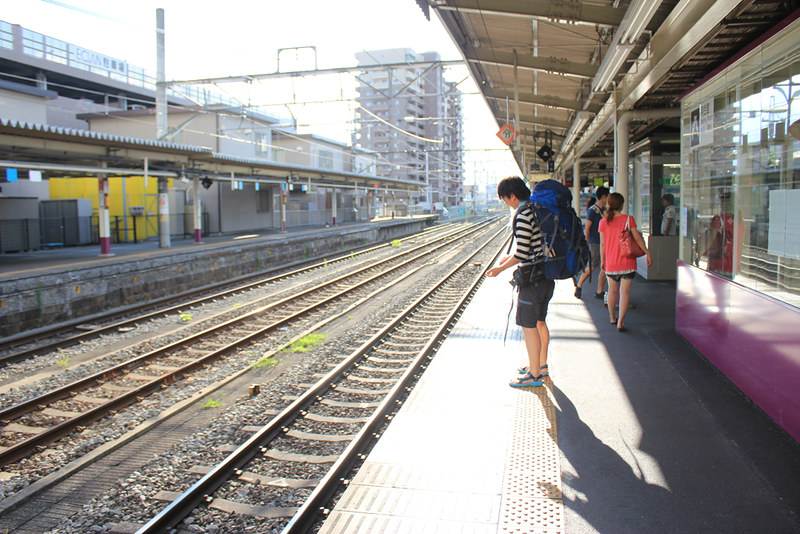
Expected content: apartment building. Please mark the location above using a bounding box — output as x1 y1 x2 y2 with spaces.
354 48 463 210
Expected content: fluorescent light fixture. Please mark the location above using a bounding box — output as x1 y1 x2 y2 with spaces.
618 0 663 45
592 42 633 93
562 111 593 152
592 0 662 93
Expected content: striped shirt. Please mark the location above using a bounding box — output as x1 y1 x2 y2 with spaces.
513 202 545 265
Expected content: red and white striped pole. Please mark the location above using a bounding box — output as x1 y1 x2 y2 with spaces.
192 176 203 243
98 176 112 256
281 183 287 233
332 187 337 226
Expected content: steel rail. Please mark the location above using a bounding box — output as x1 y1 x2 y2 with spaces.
134 226 507 533
0 221 475 366
281 234 507 533
0 222 498 467
0 237 454 520
0 221 485 420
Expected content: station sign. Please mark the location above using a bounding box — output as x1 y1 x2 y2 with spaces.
68 45 127 76
496 123 517 146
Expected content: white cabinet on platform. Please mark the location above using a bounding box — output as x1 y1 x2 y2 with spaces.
636 234 679 280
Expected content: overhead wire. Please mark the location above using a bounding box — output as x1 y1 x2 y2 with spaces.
10 13 493 185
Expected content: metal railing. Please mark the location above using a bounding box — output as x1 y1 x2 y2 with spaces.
1 20 246 109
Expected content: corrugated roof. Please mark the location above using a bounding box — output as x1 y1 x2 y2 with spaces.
0 118 211 154
0 118 422 189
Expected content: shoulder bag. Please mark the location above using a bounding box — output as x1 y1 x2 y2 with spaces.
619 216 646 258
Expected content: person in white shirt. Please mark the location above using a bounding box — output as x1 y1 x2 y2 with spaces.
661 194 679 236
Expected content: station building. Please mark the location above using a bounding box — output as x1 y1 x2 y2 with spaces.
0 19 425 253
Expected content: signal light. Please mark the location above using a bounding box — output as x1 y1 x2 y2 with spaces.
201 177 213 189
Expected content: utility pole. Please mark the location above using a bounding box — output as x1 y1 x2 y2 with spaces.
155 8 170 248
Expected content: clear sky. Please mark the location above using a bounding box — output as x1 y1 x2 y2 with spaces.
3 0 520 187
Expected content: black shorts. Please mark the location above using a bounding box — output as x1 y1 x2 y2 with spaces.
516 278 555 327
607 271 636 282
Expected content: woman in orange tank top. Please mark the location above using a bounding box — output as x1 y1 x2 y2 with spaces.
598 192 651 332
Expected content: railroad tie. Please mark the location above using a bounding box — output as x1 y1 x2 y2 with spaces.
238 471 320 488
367 354 415 363
209 497 298 518
333 385 391 396
41 407 83 418
123 372 159 382
98 382 134 393
265 449 340 463
72 394 109 404
187 465 319 488
321 398 381 409
106 521 145 533
353 365 403 374
240 424 277 433
147 364 180 373
3 422 44 434
286 429 357 442
153 490 184 502
168 354 202 363
403 317 442 325
181 348 210 357
303 412 371 424
345 375 395 384
381 341 425 350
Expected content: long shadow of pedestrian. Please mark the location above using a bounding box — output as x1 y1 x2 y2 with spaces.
552 385 678 533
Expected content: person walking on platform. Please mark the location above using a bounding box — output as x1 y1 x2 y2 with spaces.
575 186 609 300
486 176 554 387
598 192 651 332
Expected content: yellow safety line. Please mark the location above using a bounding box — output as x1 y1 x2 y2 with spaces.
499 378 564 532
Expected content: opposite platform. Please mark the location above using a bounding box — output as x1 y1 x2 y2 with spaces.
320 271 800 533
0 217 435 337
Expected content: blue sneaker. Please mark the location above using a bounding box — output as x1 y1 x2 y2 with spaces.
509 372 543 388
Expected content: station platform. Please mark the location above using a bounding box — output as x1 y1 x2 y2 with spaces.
0 216 438 337
320 272 800 533
0 216 435 281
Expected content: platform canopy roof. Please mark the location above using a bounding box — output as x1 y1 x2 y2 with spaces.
428 0 799 181
0 118 424 192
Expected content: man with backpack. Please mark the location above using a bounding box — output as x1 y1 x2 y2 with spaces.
575 186 609 300
486 176 553 387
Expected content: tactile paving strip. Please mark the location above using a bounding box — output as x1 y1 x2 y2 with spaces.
499 382 564 533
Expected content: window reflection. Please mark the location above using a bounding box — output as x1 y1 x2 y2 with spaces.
682 30 800 309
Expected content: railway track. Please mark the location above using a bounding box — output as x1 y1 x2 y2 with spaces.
0 218 508 533
0 220 500 472
132 222 505 533
0 220 479 367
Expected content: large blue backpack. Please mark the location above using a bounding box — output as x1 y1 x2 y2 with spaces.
528 180 591 281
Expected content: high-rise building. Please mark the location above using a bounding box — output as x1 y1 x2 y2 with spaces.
354 49 463 209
